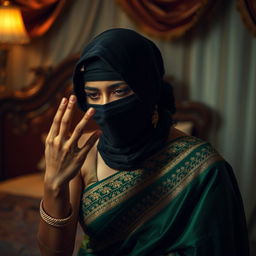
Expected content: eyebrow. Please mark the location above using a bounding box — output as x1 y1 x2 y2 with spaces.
84 82 127 91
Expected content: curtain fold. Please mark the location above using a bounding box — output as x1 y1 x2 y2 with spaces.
116 0 217 39
237 0 256 36
13 0 66 37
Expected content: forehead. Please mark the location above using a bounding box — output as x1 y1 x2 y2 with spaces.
84 81 127 90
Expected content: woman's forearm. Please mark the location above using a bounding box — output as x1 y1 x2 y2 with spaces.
37 177 80 256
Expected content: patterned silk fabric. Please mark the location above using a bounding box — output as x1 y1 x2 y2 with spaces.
78 136 249 256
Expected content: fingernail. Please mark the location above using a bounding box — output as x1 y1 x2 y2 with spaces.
70 95 76 102
61 98 67 104
88 107 95 114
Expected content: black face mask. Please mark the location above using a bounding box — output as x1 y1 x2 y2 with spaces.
88 94 161 170
88 94 154 148
87 93 171 171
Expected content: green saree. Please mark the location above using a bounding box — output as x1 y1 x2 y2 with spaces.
78 136 249 256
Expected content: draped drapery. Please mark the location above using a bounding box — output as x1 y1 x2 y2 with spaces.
13 0 66 37
6 0 103 90
116 0 217 39
237 0 256 36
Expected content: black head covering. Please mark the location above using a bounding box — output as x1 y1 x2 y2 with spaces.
73 28 175 114
82 57 123 82
73 28 176 170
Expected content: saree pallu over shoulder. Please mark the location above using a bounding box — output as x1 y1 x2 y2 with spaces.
78 136 249 256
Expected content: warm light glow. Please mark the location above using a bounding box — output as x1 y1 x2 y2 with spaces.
0 1 29 44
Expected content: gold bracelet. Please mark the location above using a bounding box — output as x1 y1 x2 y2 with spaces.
40 199 73 228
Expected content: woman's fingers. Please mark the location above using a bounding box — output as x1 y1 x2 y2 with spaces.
79 130 102 157
47 97 67 140
69 107 96 145
58 95 77 138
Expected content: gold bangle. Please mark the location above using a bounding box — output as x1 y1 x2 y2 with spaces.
40 199 73 228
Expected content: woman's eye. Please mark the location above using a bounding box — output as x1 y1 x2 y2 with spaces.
86 93 99 100
114 88 131 96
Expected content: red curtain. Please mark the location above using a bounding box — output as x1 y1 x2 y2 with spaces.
116 0 216 39
13 0 66 38
237 0 256 36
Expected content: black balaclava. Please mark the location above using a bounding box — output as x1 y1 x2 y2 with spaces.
73 28 176 171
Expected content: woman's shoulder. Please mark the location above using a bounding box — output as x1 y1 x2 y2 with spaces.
166 127 206 150
167 127 188 141
150 129 233 190
161 127 226 169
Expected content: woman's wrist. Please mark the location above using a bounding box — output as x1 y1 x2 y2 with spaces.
43 174 71 218
44 171 69 198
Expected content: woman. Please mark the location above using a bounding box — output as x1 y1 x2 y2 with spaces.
37 28 249 256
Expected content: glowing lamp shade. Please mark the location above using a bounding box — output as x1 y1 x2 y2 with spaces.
0 2 29 45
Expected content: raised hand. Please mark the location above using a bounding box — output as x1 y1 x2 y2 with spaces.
44 95 100 189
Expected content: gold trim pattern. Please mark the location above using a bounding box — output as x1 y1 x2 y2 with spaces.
81 137 204 224
79 136 224 251
129 153 222 235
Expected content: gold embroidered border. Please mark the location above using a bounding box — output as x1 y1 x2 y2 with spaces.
83 136 199 194
100 146 219 240
80 143 223 251
81 137 208 224
129 153 223 235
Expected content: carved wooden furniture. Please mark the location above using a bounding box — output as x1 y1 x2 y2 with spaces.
0 55 211 181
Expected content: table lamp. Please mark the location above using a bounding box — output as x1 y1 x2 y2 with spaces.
0 0 29 89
